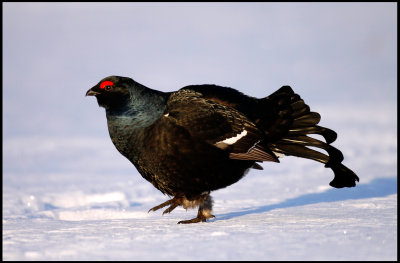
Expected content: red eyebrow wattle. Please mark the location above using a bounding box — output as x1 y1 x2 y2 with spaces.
100 81 114 89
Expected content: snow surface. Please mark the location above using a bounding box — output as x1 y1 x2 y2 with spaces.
3 103 397 260
3 3 396 260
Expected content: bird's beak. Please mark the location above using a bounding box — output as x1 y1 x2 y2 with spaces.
86 88 100 96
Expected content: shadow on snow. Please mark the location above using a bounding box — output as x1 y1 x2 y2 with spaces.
215 177 397 221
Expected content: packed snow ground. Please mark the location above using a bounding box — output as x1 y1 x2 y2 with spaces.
2 104 397 260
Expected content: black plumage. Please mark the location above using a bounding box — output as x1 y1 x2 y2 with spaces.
86 76 359 224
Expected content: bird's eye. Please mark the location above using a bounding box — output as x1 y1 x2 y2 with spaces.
100 80 114 90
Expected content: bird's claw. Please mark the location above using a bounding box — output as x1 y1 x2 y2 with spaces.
148 198 179 214
177 214 215 224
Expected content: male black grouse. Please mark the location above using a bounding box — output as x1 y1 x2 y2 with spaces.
86 76 359 224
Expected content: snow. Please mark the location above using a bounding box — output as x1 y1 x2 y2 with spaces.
2 104 397 260
3 3 396 260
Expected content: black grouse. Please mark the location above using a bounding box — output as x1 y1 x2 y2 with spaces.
86 76 359 224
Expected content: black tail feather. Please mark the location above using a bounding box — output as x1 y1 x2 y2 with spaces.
292 112 321 128
265 86 358 188
280 135 344 165
269 143 329 164
290 99 310 118
329 163 359 188
288 126 337 144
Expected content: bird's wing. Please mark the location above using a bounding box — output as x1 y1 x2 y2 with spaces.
161 89 278 162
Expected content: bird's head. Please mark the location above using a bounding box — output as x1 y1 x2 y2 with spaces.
86 76 135 110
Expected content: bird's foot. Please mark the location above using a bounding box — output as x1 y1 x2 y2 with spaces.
148 197 180 215
148 193 215 224
177 214 215 224
177 207 215 224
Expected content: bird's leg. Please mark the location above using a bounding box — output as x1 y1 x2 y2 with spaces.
148 196 181 215
178 194 215 224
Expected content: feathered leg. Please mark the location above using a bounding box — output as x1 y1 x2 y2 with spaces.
178 194 215 224
148 193 215 224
